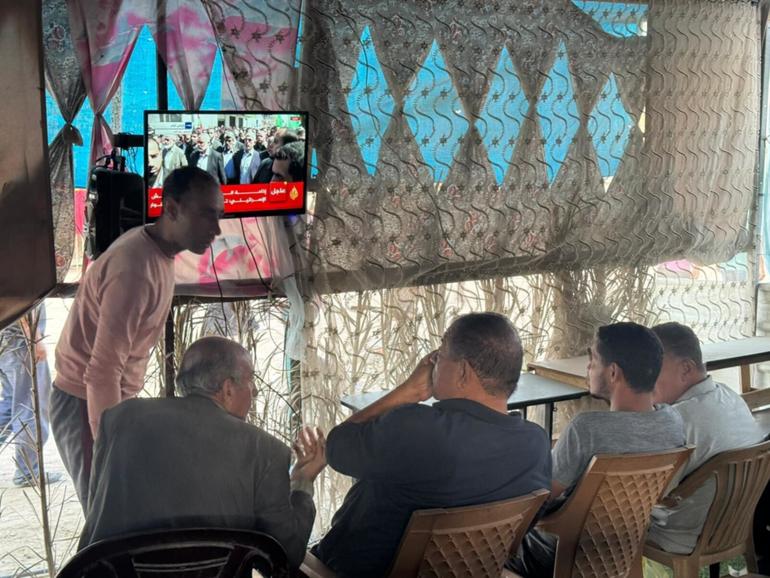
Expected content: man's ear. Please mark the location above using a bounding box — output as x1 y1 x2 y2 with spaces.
460 359 476 388
681 358 698 380
608 362 620 384
222 377 238 396
164 197 180 220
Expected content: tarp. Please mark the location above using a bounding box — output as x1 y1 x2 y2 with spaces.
0 0 56 329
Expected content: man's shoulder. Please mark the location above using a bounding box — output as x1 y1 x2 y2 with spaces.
385 402 440 421
102 396 170 426
90 228 148 266
334 403 436 438
563 408 681 438
675 381 761 445
673 380 750 417
104 397 286 443
91 227 169 280
565 410 612 430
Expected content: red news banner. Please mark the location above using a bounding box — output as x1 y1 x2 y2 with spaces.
147 182 305 217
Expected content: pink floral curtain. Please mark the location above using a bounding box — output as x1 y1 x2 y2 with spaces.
201 0 301 110
67 0 153 167
149 1 217 110
61 0 305 357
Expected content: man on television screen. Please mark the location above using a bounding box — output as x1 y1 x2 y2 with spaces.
190 133 226 185
232 131 263 185
220 131 241 183
254 129 300 184
146 136 165 188
160 134 187 175
271 141 306 183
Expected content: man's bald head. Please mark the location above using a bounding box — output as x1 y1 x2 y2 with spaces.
176 336 251 398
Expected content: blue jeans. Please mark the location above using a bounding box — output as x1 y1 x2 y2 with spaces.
0 312 51 478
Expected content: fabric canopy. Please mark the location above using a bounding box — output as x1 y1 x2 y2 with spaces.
297 0 759 294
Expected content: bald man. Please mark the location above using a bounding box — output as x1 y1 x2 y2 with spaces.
79 337 324 569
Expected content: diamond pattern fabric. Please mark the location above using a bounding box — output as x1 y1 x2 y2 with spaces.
403 40 469 183
537 41 580 185
476 46 529 185
347 26 396 176
588 73 634 179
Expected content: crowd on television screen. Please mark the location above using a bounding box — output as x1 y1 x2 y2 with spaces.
146 123 306 189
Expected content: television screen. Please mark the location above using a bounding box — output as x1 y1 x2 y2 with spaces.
144 110 308 220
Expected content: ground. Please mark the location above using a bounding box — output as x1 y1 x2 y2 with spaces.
0 438 82 577
0 298 83 577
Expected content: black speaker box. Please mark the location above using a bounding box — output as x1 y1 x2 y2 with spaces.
85 168 145 259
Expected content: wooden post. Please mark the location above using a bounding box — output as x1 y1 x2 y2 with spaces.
164 305 175 397
741 363 752 393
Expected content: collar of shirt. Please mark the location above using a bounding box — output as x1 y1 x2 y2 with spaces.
432 398 520 428
676 375 717 402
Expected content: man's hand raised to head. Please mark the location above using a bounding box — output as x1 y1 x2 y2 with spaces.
343 349 438 425
397 351 436 403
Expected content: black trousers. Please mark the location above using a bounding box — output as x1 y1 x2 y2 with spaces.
506 529 557 578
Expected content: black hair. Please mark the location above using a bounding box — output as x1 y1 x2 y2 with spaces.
273 141 306 182
594 322 663 393
444 312 523 398
651 322 705 372
276 130 299 146
162 165 219 204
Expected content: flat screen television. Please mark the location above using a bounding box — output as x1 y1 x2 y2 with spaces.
144 110 308 220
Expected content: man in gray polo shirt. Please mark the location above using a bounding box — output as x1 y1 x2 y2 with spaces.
509 322 686 577
647 322 763 554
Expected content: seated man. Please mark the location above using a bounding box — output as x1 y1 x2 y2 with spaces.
647 322 764 554
509 322 686 577
311 312 552 577
79 336 324 569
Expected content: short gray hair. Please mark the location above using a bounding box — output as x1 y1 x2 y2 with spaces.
176 337 250 397
443 312 523 398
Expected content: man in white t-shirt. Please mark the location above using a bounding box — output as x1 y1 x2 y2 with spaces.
647 322 763 554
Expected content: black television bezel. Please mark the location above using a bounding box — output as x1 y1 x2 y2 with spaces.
143 109 309 221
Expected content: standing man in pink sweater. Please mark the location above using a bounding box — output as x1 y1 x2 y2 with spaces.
51 165 224 510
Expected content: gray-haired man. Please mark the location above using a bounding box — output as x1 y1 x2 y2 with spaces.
79 336 324 569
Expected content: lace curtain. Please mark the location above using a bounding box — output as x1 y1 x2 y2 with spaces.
292 0 761 528
44 0 86 281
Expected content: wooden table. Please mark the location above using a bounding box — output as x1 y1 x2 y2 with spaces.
528 336 770 393
340 373 588 438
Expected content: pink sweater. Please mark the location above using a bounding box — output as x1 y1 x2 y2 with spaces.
55 227 175 436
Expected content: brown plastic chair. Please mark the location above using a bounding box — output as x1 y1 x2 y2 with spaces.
643 440 770 577
742 388 770 412
56 528 290 578
536 447 693 578
301 489 550 578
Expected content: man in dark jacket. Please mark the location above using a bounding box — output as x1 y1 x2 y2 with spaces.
79 336 325 569
312 313 552 577
254 129 300 183
189 133 227 185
